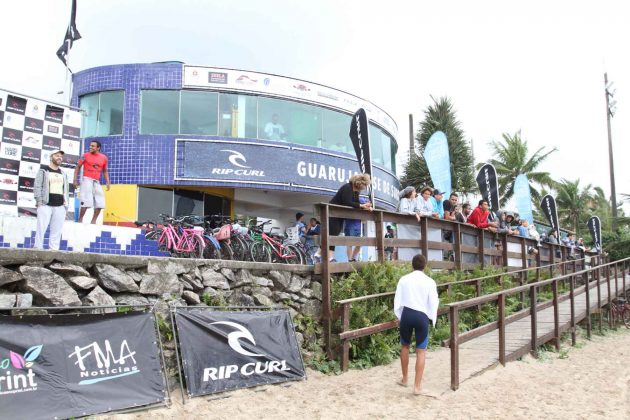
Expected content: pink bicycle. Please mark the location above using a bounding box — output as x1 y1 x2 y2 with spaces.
157 215 206 258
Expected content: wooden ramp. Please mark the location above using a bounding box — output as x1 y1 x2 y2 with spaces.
455 274 630 385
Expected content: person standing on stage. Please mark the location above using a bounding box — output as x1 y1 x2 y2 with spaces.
73 140 110 224
33 149 69 250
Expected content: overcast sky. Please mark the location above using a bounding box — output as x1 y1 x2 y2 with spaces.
2 0 628 210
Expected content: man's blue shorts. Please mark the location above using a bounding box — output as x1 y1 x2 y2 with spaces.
399 307 430 349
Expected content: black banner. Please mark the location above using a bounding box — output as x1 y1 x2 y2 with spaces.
5 95 27 115
56 0 82 68
175 310 305 397
541 194 560 234
475 163 500 216
587 216 602 251
45 105 64 123
0 312 166 419
349 108 374 205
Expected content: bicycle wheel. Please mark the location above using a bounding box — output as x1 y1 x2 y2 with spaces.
622 308 630 328
230 236 247 261
250 242 272 263
219 240 234 260
203 237 221 260
284 244 302 265
192 237 204 259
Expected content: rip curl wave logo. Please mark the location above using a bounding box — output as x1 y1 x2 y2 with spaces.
211 321 263 357
221 150 251 169
0 345 43 394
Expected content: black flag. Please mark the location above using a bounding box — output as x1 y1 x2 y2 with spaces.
475 163 500 218
587 216 602 252
540 194 560 234
56 0 82 68
349 108 374 205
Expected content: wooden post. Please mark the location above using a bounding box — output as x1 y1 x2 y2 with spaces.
340 303 350 372
570 275 576 346
606 262 612 328
449 306 460 391
584 270 591 339
454 223 462 270
536 249 541 281
375 211 385 263
552 280 560 351
549 244 555 277
498 293 506 365
420 217 429 259
476 279 482 313
478 229 485 268
530 285 538 357
520 237 527 271
320 204 332 355
502 234 508 269
614 264 619 299
596 264 602 333
623 262 627 300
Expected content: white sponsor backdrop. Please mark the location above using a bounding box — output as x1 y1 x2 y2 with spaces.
0 89 81 217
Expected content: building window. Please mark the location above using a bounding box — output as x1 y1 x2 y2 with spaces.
321 108 353 154
140 90 179 134
137 187 173 222
218 93 257 138
79 90 124 137
180 91 219 135
174 189 204 217
369 124 396 172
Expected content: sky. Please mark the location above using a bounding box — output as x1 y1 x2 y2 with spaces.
2 0 629 211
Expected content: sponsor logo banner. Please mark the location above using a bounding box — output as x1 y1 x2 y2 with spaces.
0 110 3 125
0 189 17 205
0 312 166 419
175 310 306 397
514 174 533 224
208 71 228 84
42 135 62 150
587 216 601 250
21 147 41 163
2 128 22 144
475 163 500 215
24 117 44 134
62 125 80 140
540 194 560 234
0 158 20 176
175 140 400 207
423 131 452 198
45 105 64 123
18 177 34 193
5 95 27 115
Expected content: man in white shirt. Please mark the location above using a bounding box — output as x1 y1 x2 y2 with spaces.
393 254 439 396
264 113 286 141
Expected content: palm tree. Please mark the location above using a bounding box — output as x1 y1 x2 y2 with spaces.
401 96 476 193
486 131 556 207
555 179 594 235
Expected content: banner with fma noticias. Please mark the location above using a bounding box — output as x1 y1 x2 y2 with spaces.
175 309 306 397
0 311 166 419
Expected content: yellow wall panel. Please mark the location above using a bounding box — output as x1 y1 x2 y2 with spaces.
103 184 138 224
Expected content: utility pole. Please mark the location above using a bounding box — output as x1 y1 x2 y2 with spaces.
408 114 414 162
604 73 618 230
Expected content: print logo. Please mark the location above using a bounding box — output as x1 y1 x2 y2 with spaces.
0 345 43 395
68 339 139 385
211 321 263 357
221 150 250 169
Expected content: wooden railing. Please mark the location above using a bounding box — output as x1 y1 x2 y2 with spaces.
446 256 629 390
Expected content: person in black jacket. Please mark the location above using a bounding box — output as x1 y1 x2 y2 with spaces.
327 174 372 261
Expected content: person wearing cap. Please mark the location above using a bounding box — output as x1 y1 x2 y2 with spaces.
429 189 444 219
74 140 110 224
33 149 69 250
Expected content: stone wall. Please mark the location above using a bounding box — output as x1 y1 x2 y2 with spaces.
0 248 320 387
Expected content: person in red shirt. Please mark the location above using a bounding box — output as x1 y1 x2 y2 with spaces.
73 140 110 224
467 199 498 232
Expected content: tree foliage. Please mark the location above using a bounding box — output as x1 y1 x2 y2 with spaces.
401 96 476 193
555 179 594 235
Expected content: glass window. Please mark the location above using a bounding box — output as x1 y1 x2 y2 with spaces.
96 91 124 136
180 91 218 135
140 90 179 134
258 97 322 146
219 93 257 138
321 108 353 154
137 187 173 222
369 124 394 171
79 93 99 137
174 189 204 217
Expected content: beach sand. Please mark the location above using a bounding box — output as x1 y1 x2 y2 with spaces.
103 329 630 419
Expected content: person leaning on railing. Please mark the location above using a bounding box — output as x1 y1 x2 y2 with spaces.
467 199 498 233
327 174 373 262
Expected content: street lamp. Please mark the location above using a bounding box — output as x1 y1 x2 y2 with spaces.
604 72 618 230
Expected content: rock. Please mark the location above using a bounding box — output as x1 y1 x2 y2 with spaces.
227 290 255 306
113 294 150 306
139 273 183 296
182 290 201 305
19 266 81 306
269 270 291 291
201 269 230 290
253 293 274 307
220 268 235 283
300 300 322 320
94 264 139 293
66 276 98 290
232 270 254 288
194 266 202 280
252 286 272 297
286 274 307 293
288 307 298 320
181 273 204 291
147 259 192 275
12 308 48 316
0 294 16 307
310 282 322 301
298 288 313 299
295 332 304 349
273 291 292 302
48 262 90 277
127 271 143 283
16 293 32 308
82 286 116 306
0 267 22 287
253 277 274 288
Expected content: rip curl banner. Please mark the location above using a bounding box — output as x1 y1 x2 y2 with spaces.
175 309 305 397
587 215 602 251
0 311 166 419
514 174 533 224
349 108 374 205
475 163 499 218
423 131 451 198
541 194 560 234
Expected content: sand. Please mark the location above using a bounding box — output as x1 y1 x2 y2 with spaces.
103 329 630 420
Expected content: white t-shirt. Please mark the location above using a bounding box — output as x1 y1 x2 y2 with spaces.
264 122 286 140
393 270 439 326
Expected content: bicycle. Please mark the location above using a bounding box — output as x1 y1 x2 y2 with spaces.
606 297 630 328
249 221 302 264
134 219 161 241
201 215 234 260
156 215 206 258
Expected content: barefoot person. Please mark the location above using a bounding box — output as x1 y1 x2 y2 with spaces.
393 254 439 395
73 140 110 224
